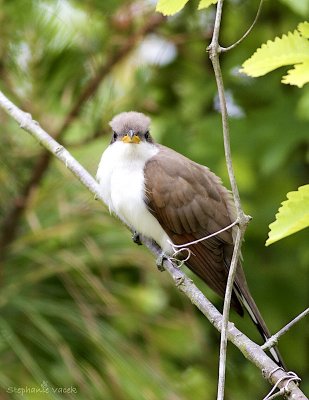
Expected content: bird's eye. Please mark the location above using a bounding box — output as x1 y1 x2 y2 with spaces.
113 131 117 140
145 131 150 140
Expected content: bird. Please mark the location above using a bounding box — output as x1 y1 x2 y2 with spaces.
96 111 285 367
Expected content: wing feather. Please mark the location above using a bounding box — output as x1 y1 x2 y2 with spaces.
144 145 244 312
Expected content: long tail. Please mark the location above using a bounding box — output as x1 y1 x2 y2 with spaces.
234 284 286 369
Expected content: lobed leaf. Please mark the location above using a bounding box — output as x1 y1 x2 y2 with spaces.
298 21 309 38
266 185 309 246
241 30 309 77
282 60 309 87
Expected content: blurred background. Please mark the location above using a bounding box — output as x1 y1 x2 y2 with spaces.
0 0 308 399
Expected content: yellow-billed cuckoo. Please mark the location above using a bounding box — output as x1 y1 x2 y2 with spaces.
97 111 285 367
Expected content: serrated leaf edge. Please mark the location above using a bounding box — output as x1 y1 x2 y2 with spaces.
266 185 309 246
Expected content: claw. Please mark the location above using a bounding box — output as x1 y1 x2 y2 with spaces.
175 276 185 287
156 252 167 272
132 231 142 246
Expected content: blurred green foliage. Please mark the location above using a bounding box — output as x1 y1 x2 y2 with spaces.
0 1 308 399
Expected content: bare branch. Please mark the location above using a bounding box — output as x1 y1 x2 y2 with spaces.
262 308 309 351
207 1 252 398
0 90 306 400
208 4 247 219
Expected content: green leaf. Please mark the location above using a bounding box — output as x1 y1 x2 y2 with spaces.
266 185 309 246
282 60 309 87
198 0 218 10
298 21 309 38
156 0 190 16
241 29 309 77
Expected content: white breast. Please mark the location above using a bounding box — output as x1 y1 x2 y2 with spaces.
96 141 173 254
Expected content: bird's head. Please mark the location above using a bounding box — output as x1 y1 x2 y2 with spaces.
109 112 153 145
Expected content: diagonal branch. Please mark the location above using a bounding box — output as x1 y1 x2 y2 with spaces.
0 13 165 258
0 90 306 400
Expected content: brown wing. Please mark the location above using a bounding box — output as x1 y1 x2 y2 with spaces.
144 145 244 314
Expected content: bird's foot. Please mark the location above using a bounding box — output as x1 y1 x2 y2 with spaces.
156 252 167 272
132 231 143 246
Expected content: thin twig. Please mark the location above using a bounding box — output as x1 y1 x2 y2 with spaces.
208 6 244 217
221 0 264 52
207 1 251 399
262 308 309 351
0 90 306 400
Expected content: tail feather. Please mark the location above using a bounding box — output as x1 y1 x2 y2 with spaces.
234 286 286 369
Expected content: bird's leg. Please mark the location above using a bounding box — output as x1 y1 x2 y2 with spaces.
132 231 143 246
156 251 167 272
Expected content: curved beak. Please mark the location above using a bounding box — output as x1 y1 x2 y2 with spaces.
129 129 134 139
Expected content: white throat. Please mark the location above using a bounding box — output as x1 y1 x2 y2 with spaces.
96 141 173 254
